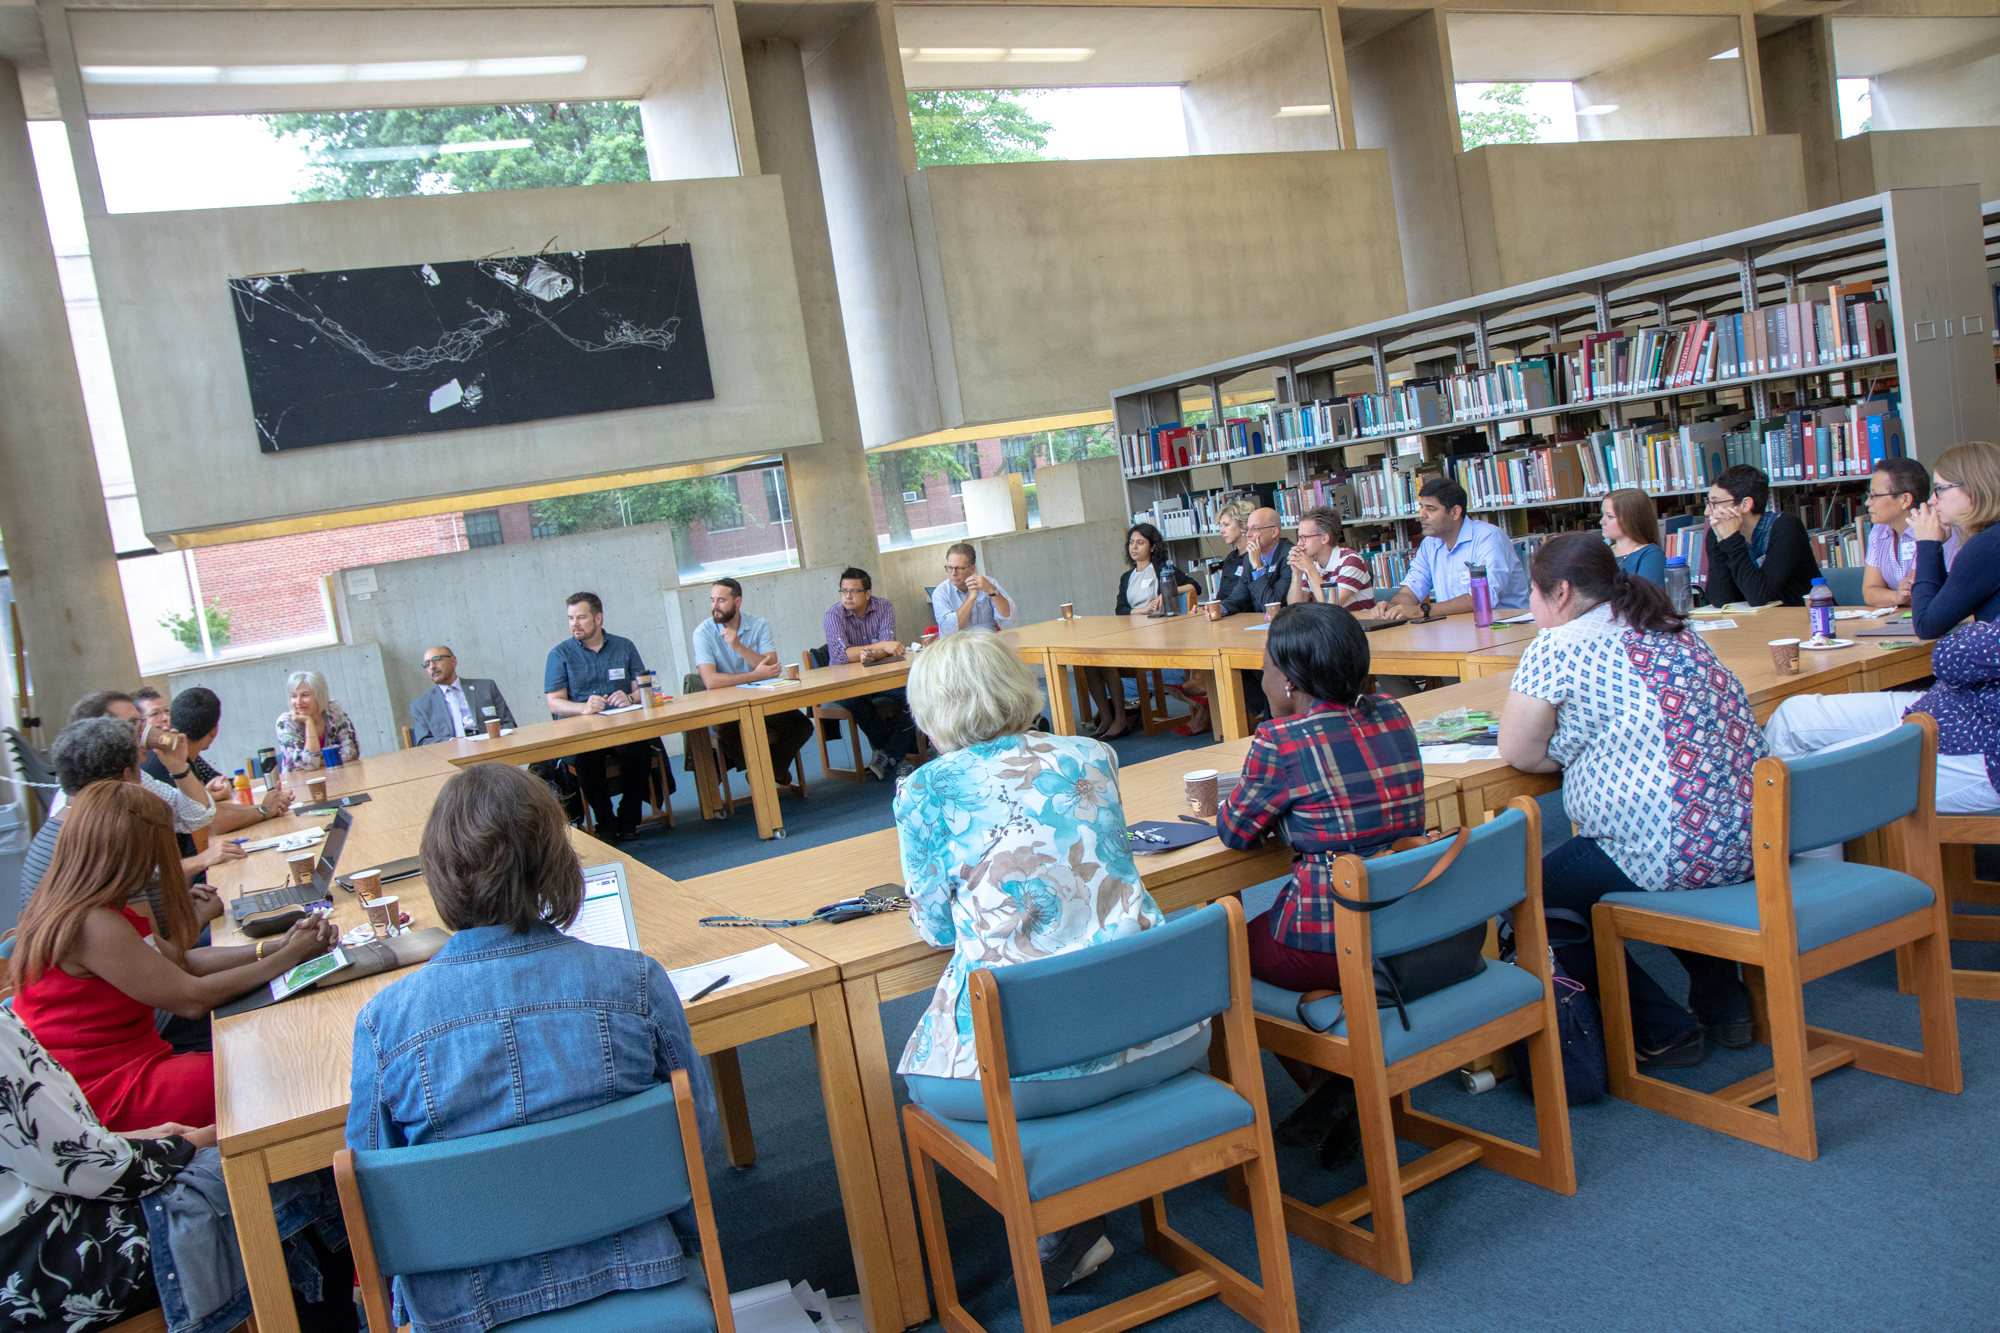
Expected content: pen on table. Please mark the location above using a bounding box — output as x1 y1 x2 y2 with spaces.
687 974 731 1003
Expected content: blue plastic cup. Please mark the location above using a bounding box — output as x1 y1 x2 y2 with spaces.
321 745 343 768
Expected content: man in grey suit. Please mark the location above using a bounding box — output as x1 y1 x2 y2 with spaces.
409 645 518 744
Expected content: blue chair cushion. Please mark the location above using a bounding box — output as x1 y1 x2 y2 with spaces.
1600 859 1934 954
490 1269 714 1333
931 1070 1254 1201
1250 961 1546 1066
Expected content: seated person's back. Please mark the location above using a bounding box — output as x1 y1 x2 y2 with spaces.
346 764 716 1333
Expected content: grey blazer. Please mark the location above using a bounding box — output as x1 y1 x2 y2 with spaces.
410 677 518 745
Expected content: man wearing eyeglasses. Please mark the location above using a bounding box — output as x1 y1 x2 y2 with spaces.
931 543 1014 635
1702 464 1822 608
1214 507 1293 616
410 645 519 745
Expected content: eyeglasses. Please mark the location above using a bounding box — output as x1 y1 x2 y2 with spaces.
1934 481 1964 496
944 563 973 573
421 654 454 666
1704 498 1738 511
1865 491 1903 501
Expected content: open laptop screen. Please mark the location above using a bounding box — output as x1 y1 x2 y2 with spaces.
566 862 640 951
311 809 353 892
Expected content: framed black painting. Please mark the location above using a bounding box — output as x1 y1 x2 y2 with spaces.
228 243 714 452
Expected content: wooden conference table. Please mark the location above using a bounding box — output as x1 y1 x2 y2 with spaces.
204 800 918 1333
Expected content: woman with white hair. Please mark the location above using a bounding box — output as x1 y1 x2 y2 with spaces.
275 670 359 772
892 630 1203 1292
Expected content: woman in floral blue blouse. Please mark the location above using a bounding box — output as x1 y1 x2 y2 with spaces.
893 629 1204 1292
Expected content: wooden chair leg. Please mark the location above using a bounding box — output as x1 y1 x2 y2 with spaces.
1759 954 1819 1161
1742 963 1772 1047
1000 1206 1056 1333
1348 1064 1413 1284
1593 908 1642 1099
905 1135 978 1333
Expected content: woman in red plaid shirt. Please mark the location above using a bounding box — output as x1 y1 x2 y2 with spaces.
1217 602 1429 1162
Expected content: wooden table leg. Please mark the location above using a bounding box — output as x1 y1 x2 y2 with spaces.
708 1047 757 1168
808 988 913 1332
843 976 932 1330
688 729 722 821
736 705 784 839
1044 655 1076 736
1213 662 1249 741
223 1149 302 1333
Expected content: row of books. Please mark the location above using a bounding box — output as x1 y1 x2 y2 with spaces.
1749 400 1906 480
1120 418 1271 474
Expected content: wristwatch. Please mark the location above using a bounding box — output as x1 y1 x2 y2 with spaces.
169 768 192 781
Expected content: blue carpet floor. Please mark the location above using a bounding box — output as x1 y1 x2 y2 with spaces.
618 687 2000 1331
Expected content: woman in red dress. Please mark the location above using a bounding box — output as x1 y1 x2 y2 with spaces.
10 781 339 1131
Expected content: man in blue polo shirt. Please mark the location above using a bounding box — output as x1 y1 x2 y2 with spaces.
692 578 813 781
544 591 667 842
1373 476 1530 621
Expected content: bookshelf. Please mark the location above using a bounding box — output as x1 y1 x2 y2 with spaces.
1113 188 1999 595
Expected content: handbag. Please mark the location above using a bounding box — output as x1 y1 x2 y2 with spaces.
1295 826 1490 1032
1499 908 1607 1105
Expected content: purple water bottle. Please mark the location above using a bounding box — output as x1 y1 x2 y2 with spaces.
1807 577 1834 642
1468 562 1492 628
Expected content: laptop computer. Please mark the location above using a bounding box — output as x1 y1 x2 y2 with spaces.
1854 613 1921 638
562 862 640 951
334 856 423 892
229 808 353 928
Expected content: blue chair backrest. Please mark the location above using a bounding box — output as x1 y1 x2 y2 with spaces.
1821 566 1865 607
1358 807 1531 959
987 903 1231 1078
350 1081 692 1276
1782 722 1922 853
0 935 14 961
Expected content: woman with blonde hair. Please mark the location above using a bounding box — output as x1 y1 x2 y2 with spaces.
1909 440 2000 638
1600 487 1666 585
1170 495 1260 736
10 782 337 1130
894 629 1201 1290
277 669 359 771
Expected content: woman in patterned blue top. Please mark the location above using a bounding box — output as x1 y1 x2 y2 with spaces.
1500 534 1763 1070
893 629 1203 1291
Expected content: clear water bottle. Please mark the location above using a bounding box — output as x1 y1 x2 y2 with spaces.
1808 577 1835 641
1664 556 1694 616
1468 562 1492 627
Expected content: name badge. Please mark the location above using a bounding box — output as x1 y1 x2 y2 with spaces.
481 705 497 716
608 668 626 680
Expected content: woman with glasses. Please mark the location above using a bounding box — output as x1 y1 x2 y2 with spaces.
1907 441 2000 638
1701 464 1822 607
1862 458 1961 608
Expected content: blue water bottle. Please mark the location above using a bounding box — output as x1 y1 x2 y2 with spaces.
1468 562 1492 628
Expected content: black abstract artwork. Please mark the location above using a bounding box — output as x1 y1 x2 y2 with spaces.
228 244 714 452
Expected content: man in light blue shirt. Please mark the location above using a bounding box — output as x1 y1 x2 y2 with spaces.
1375 476 1530 620
931 542 1014 634
692 578 812 780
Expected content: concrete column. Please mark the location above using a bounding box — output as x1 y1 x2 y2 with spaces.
739 38 878 575
1348 11 1471 307
1760 17 1842 210
0 59 139 733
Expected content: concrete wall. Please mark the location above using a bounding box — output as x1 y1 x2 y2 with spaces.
1575 21 1755 142
1181 14 1340 156
1838 128 2000 206
1347 10 1470 310
1457 136 1808 294
909 151 1406 427
1761 17 1841 210
1871 49 2000 133
639 12 742 181
90 174 822 544
804 4 942 451
169 641 393 772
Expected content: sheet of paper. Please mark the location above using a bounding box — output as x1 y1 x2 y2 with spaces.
599 703 646 715
1494 612 1537 624
669 942 809 1001
1243 623 1270 632
739 679 802 690
1690 618 1736 631
1419 743 1501 764
729 1282 818 1333
238 828 325 853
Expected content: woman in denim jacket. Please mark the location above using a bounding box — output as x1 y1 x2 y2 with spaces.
345 765 716 1333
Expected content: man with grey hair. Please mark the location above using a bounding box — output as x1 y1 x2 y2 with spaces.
931 543 1014 635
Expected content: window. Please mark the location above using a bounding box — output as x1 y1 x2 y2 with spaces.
948 443 983 496
709 475 746 532
464 509 505 548
525 460 798 578
763 467 790 524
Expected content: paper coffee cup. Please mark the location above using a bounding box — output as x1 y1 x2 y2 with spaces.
1203 602 1222 621
287 852 317 886
784 663 800 680
486 718 503 739
1184 768 1220 817
349 868 382 903
305 777 327 802
365 894 401 940
1768 638 1801 676
1264 602 1282 623
1060 603 1075 620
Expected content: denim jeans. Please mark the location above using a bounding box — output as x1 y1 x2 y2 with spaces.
1541 836 1744 1050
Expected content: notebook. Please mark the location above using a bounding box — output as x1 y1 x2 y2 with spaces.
565 861 641 951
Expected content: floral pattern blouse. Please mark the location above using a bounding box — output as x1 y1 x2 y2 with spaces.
893 731 1204 1081
274 700 359 772
0 1006 195 1333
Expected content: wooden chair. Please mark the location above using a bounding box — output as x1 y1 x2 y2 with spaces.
803 646 927 779
1247 799 1575 1284
398 724 415 749
680 671 806 816
1889 814 2000 1002
578 744 676 835
337 1070 732 1333
904 897 1297 1333
1593 715 1961 1160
